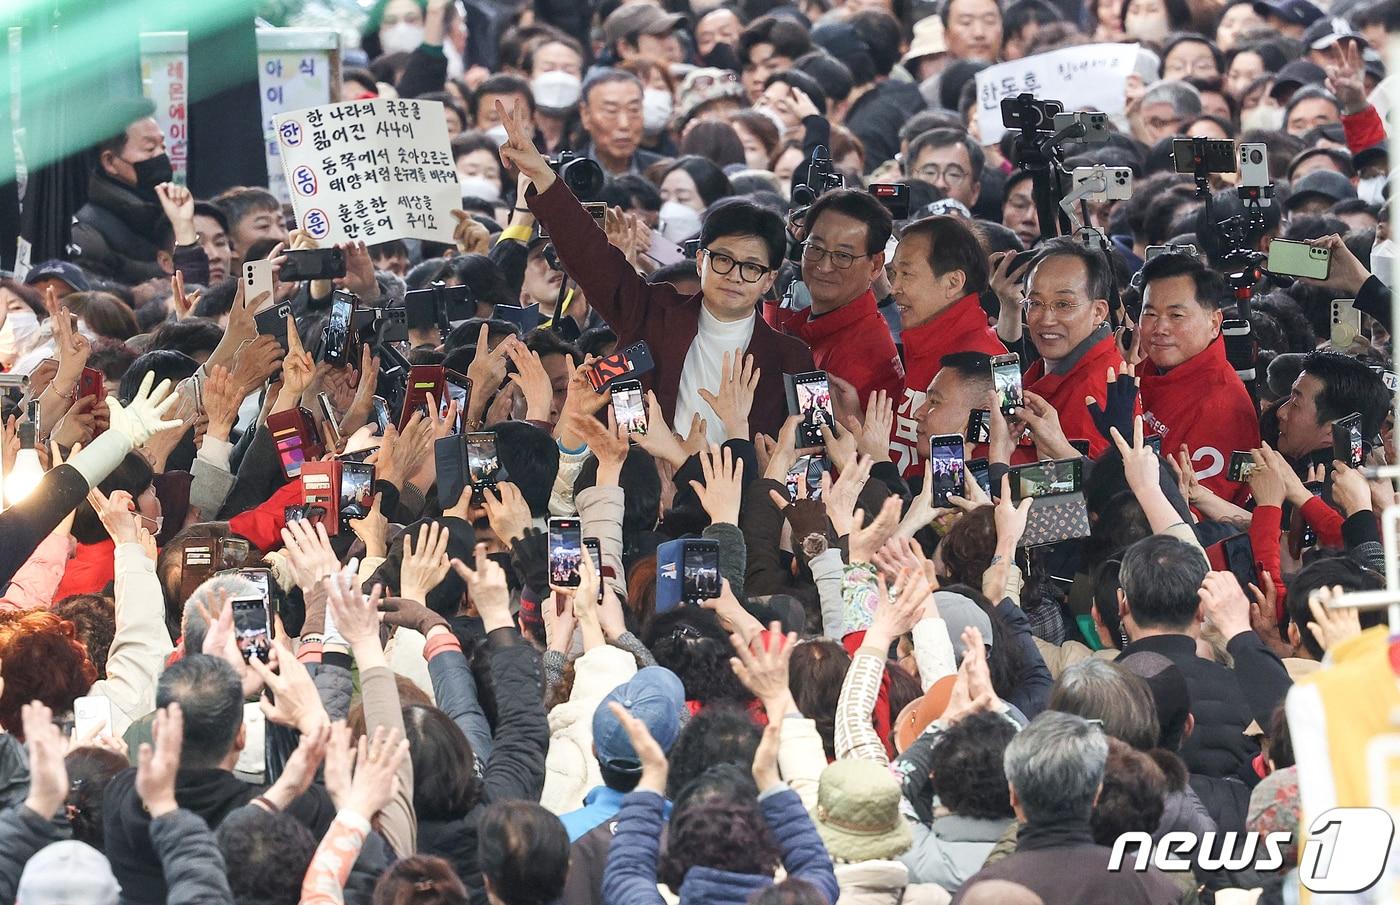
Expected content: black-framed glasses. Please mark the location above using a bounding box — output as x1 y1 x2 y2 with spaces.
801 241 868 270
703 248 771 283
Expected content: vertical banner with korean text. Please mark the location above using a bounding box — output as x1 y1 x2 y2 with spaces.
139 32 190 184
975 43 1140 145
257 28 341 205
272 98 458 245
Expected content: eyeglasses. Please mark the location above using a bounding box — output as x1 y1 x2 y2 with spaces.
688 71 738 91
703 248 771 283
1145 116 1183 133
1006 195 1036 214
915 164 970 184
1023 298 1087 317
801 241 868 270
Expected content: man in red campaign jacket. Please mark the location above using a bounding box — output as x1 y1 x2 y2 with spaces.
887 216 1007 475
1137 253 1259 504
1020 239 1131 459
771 189 905 409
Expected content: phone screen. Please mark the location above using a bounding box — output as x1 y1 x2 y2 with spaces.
966 409 991 444
794 372 833 447
445 371 471 433
1333 413 1363 468
1013 458 1082 501
466 432 501 486
238 568 273 602
583 537 603 599
1228 451 1257 483
549 518 583 588
929 434 965 505
232 596 271 662
372 397 391 435
611 381 648 436
272 425 309 477
340 462 375 522
682 541 721 601
992 355 1022 415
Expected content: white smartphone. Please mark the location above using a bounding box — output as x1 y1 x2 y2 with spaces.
1331 299 1362 349
73 694 114 740
644 232 685 267
243 259 275 307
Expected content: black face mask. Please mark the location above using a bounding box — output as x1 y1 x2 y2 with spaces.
130 154 174 193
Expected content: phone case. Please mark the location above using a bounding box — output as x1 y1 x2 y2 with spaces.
435 435 467 509
1268 240 1331 280
280 248 347 281
254 302 294 352
340 462 376 523
301 461 341 536
267 407 325 478
179 542 219 603
588 341 654 392
243 260 275 305
399 365 446 430
1331 299 1362 349
493 304 542 335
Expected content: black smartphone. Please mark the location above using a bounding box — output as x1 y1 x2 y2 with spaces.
966 409 991 444
1171 137 1236 174
321 290 355 366
444 369 472 434
786 370 833 448
966 456 991 494
868 183 910 220
493 303 542 335
1221 532 1259 597
279 247 347 281
1009 457 1083 503
1332 412 1363 468
990 353 1022 415
232 596 272 663
434 435 467 510
586 341 656 393
610 379 648 438
372 396 391 435
928 433 965 506
254 302 294 353
1228 450 1257 483
583 537 603 600
1144 434 1162 455
548 517 584 588
340 461 375 526
682 538 722 602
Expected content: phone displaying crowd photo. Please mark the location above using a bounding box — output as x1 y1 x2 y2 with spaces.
682 539 722 603
548 517 583 588
786 454 827 501
1227 451 1257 483
340 462 376 525
322 291 355 366
583 537 603 601
232 596 272 663
966 409 991 444
444 370 472 434
928 433 965 506
1011 457 1083 502
611 379 648 437
991 354 1022 415
372 397 392 435
786 371 833 448
466 431 504 494
1332 412 1364 468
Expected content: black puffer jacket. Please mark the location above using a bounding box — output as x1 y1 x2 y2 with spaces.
416 627 549 905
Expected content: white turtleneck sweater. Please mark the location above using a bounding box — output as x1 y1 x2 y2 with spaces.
674 304 756 445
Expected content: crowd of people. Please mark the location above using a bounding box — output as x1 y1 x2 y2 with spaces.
1 0 1399 900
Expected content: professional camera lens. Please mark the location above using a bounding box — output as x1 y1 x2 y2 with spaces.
549 152 605 201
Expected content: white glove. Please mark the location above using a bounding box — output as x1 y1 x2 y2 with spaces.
105 371 183 448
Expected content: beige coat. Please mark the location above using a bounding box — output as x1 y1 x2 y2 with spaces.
835 860 951 905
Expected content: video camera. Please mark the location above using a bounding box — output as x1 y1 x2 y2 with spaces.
791 144 845 210
547 151 605 200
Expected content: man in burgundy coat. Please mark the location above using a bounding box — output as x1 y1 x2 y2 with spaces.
496 100 814 443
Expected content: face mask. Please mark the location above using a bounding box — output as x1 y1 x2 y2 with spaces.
1127 17 1169 43
1359 175 1387 206
131 154 173 194
485 124 510 146
1371 238 1396 286
1239 105 1284 132
530 71 583 113
2 311 39 361
643 88 673 134
379 22 425 55
459 174 501 204
659 201 703 242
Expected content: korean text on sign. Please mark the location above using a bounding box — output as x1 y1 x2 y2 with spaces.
974 42 1140 144
273 98 458 245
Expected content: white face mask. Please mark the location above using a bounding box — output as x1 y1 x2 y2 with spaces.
0 310 39 365
659 201 703 242
531 71 583 113
379 22 425 56
459 174 501 204
1239 105 1284 132
485 124 510 146
643 88 674 134
1359 175 1387 206
1371 238 1396 286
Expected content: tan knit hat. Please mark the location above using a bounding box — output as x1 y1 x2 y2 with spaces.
812 759 913 862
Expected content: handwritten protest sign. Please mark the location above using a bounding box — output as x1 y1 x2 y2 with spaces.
975 43 1140 144
273 98 458 245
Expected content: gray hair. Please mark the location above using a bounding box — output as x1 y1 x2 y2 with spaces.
183 573 264 655
1003 711 1108 824
1285 85 1341 122
1047 659 1160 750
375 271 406 306
1140 79 1202 118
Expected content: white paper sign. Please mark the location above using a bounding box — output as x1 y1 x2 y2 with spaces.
273 98 458 246
257 28 340 205
975 43 1140 145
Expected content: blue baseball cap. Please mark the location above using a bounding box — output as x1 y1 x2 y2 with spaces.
592 667 687 773
1252 0 1324 27
23 260 90 293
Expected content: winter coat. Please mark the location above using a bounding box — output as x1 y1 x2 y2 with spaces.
834 859 950 904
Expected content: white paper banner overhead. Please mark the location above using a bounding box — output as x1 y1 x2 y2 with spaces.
974 43 1140 145
273 97 458 246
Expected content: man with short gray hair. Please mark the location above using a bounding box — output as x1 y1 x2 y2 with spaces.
1131 80 1203 146
951 712 1183 904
